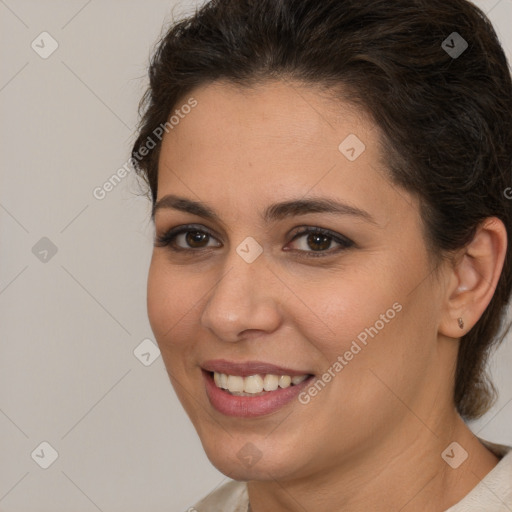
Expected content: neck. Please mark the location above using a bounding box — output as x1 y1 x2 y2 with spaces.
247 412 499 512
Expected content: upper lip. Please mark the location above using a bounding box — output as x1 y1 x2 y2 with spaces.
202 359 313 377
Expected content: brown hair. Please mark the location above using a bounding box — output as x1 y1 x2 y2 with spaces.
132 0 512 420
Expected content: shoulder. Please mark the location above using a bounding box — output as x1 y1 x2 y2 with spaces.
191 480 249 512
445 442 512 511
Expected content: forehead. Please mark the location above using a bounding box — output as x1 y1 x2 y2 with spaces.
155 79 408 226
166 79 369 148
159 81 374 170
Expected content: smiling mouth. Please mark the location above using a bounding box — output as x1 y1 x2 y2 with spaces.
202 368 317 417
211 371 313 396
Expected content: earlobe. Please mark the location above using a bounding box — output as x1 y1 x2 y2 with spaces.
439 217 507 339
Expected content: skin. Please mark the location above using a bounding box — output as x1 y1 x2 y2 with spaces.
147 80 507 511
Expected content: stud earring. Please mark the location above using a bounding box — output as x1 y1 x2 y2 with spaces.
458 317 464 329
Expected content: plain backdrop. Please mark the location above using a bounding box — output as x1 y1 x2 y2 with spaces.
1 1 511 511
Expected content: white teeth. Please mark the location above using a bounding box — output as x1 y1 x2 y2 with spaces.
291 375 308 385
263 374 279 391
212 371 310 395
244 375 264 393
226 375 244 393
278 375 291 388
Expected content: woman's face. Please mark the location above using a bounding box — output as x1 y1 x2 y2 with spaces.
147 80 454 480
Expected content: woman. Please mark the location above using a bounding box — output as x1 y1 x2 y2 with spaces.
131 0 512 510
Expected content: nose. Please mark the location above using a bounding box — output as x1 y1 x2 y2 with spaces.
199 251 283 342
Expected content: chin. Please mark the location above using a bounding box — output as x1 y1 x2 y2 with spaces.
209 455 291 481
201 435 301 481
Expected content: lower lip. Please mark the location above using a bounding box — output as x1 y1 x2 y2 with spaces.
202 370 315 418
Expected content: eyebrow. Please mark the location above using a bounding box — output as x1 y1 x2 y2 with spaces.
152 194 376 225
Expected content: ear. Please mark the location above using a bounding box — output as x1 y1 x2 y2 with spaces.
439 217 507 338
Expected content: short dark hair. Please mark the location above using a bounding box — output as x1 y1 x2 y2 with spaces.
132 0 512 420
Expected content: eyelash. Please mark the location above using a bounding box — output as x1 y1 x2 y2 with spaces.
155 224 354 258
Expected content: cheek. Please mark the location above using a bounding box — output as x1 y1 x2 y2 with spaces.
147 259 169 339
296 268 402 355
303 269 438 418
146 256 198 348
292 261 429 411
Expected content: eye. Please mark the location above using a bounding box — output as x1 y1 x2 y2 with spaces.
285 227 354 257
155 224 354 258
155 224 221 250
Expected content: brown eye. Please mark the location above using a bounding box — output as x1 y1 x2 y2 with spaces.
286 227 354 257
155 225 222 250
185 231 211 248
305 233 332 251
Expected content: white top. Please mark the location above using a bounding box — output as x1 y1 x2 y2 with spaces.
192 441 512 511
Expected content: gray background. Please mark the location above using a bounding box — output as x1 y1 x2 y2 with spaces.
0 1 511 511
